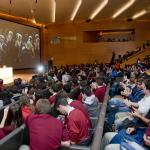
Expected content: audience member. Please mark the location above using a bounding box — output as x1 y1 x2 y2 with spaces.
23 99 70 150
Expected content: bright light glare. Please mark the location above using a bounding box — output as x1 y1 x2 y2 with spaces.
89 0 108 19
37 65 44 72
70 0 82 21
112 0 135 18
52 0 56 23
132 10 147 19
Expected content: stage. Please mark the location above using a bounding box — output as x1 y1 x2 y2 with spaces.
3 69 36 85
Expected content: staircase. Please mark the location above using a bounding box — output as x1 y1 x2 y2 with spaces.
120 48 150 68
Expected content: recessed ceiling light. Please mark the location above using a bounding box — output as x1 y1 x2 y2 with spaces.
112 0 136 18
132 9 147 19
70 0 82 21
52 0 56 23
89 0 108 20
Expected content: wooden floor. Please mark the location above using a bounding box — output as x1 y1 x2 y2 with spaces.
3 69 36 85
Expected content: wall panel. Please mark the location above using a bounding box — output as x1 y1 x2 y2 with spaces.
42 20 150 66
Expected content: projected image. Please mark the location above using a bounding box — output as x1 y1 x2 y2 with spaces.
0 19 40 69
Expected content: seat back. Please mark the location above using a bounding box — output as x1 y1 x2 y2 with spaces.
0 124 25 150
90 117 98 129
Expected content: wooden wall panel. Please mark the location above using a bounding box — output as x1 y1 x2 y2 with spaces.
42 20 150 66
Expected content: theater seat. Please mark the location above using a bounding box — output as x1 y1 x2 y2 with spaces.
90 117 98 129
0 124 25 150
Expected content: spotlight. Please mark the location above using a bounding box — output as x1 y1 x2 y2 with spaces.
37 65 45 73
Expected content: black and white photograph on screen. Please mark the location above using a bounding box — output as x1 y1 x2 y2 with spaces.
0 19 40 69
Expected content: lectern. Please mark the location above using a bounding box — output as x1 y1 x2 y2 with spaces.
0 67 13 84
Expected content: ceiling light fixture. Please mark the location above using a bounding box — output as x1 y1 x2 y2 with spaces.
112 0 136 18
51 0 56 23
89 0 108 20
132 9 148 19
70 0 82 21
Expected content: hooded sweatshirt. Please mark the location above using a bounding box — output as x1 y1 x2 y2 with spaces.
84 95 101 117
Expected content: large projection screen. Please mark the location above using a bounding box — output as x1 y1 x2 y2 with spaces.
0 19 40 69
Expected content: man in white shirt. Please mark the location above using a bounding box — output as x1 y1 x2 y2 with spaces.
62 71 71 85
114 79 150 130
124 79 150 116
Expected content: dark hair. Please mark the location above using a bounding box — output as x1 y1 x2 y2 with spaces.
51 83 61 93
0 79 3 84
81 86 92 96
14 78 21 86
72 78 79 87
41 88 52 99
35 99 51 114
114 84 124 96
63 83 72 94
54 97 68 109
96 78 103 86
136 77 144 84
4 103 22 127
69 87 81 100
34 91 44 101
55 91 68 102
80 80 88 88
19 95 30 107
144 79 150 91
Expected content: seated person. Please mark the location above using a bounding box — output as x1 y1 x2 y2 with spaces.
0 106 9 139
107 84 130 125
22 99 70 150
55 97 90 145
20 95 35 121
108 84 128 110
123 78 145 102
69 86 81 102
0 79 12 106
63 82 72 94
101 110 150 150
125 79 150 114
62 71 71 85
82 86 100 118
0 106 16 139
56 91 90 123
11 78 25 94
115 79 150 130
91 78 106 102
0 79 4 91
49 83 62 105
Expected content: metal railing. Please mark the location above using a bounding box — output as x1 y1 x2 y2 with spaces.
91 84 110 150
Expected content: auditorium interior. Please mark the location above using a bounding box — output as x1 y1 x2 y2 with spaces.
0 0 150 150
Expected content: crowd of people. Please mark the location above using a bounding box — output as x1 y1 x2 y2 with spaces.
102 55 150 149
0 64 108 149
0 52 150 149
113 40 150 63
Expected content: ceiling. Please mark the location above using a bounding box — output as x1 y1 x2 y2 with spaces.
0 0 150 24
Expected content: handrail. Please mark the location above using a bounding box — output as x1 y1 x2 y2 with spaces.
91 84 110 150
121 47 150 63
